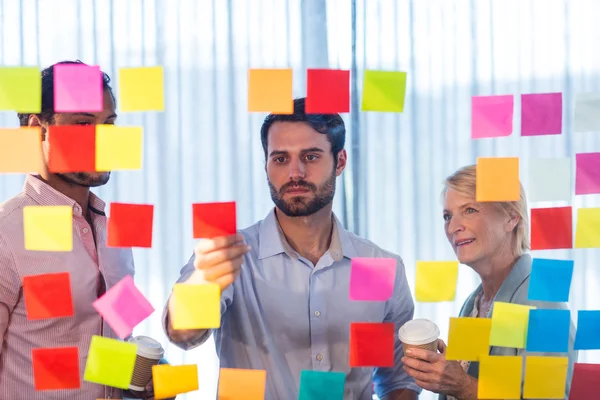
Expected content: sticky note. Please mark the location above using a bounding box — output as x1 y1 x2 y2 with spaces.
523 356 568 399
152 364 199 399
0 66 41 112
574 93 600 132
569 363 600 400
361 70 407 112
349 322 394 367
32 347 80 390
83 336 137 389
306 69 350 113
107 203 154 248
471 95 514 139
53 64 103 112
489 301 535 348
521 92 562 136
475 157 520 202
48 125 96 172
0 127 42 173
528 258 574 302
192 202 237 239
23 205 73 251
574 207 600 248
95 125 143 171
575 152 600 195
445 317 492 361
415 261 459 302
118 66 164 111
528 157 571 202
171 283 221 329
298 370 345 400
349 257 396 301
248 69 293 114
526 309 570 353
478 355 522 399
530 206 573 250
23 272 74 320
217 368 266 400
93 275 154 339
574 310 600 350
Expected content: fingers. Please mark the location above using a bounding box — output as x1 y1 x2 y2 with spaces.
194 244 250 270
401 355 435 373
402 364 435 383
404 348 442 363
203 256 245 281
194 233 245 253
437 339 447 354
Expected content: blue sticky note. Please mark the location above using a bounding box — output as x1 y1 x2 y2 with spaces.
298 370 345 400
574 310 600 350
526 309 570 352
528 258 574 302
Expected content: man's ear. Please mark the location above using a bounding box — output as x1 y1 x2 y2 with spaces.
335 149 347 176
28 115 47 141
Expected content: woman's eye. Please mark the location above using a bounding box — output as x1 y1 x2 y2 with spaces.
465 207 477 213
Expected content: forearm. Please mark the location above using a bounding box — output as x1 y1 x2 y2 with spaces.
381 388 419 400
165 313 208 345
456 375 478 400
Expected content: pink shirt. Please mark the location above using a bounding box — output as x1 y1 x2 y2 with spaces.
0 175 135 399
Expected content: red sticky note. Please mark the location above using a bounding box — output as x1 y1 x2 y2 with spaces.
107 203 154 248
47 125 96 172
575 152 600 195
306 69 350 114
530 207 573 250
349 322 395 367
569 363 600 400
32 347 80 390
23 272 74 320
192 202 237 239
521 92 562 136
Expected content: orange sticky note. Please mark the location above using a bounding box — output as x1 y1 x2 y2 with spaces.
152 364 198 399
476 157 520 202
217 368 266 400
248 69 293 114
0 127 42 173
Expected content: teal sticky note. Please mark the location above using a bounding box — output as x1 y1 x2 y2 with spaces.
361 70 407 112
574 310 600 350
528 258 574 302
526 309 570 352
298 370 345 400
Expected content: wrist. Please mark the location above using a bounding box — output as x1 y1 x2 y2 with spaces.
456 375 478 400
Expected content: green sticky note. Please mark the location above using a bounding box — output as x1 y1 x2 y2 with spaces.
0 67 41 113
489 302 536 348
361 70 407 112
298 370 346 400
84 335 137 389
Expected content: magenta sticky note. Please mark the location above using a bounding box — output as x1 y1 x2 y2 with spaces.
92 275 154 339
471 95 514 139
576 152 600 195
521 92 562 136
53 64 103 112
349 258 397 301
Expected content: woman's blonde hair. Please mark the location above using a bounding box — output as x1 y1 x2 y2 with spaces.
442 165 530 256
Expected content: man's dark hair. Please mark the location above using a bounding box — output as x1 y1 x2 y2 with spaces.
260 98 346 163
17 60 115 127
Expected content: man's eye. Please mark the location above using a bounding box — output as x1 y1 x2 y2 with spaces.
76 121 93 126
305 155 318 161
443 214 451 222
274 157 286 163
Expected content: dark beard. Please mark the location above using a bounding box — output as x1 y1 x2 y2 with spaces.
56 172 110 188
269 172 336 217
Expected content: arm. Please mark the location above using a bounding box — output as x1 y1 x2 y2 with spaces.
380 388 419 400
0 233 20 358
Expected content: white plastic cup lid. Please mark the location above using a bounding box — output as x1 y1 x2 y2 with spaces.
127 335 164 359
398 318 440 345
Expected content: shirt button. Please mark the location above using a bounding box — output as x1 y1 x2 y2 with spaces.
314 311 321 317
83 228 89 234
316 354 323 361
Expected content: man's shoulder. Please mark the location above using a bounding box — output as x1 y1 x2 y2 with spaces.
0 192 28 228
344 229 403 261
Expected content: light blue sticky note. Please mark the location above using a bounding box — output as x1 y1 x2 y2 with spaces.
528 258 574 302
298 370 346 400
574 310 600 350
526 309 570 352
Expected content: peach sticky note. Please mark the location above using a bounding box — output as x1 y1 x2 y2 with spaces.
575 207 600 248
476 157 520 202
523 356 568 399
0 127 42 173
415 261 459 302
217 368 267 400
361 70 407 112
95 125 143 171
445 317 492 361
152 364 199 399
118 66 164 112
23 205 73 251
248 69 293 114
83 336 137 389
0 66 41 112
171 283 221 329
489 301 536 348
478 355 523 399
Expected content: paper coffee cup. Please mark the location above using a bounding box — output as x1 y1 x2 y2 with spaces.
398 318 440 353
127 336 165 391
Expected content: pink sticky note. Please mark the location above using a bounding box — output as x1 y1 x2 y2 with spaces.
471 95 514 139
92 275 154 339
576 152 600 195
53 64 103 112
521 92 562 136
349 258 396 301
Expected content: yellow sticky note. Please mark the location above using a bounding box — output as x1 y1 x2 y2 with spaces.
476 157 520 202
95 125 143 171
23 206 73 251
118 67 164 111
248 69 293 113
478 355 522 399
0 127 42 173
152 364 199 399
446 317 492 361
171 283 220 329
523 356 568 399
218 368 266 400
361 70 407 112
84 336 137 389
575 207 600 248
415 261 459 302
0 67 41 112
489 301 535 348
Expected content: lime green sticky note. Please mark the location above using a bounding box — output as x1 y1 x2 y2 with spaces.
0 67 41 113
415 261 459 302
575 207 600 248
23 206 73 251
171 283 221 329
361 70 407 112
489 302 536 348
478 355 523 399
118 66 164 112
446 317 492 361
95 125 143 171
523 356 568 399
84 335 137 389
